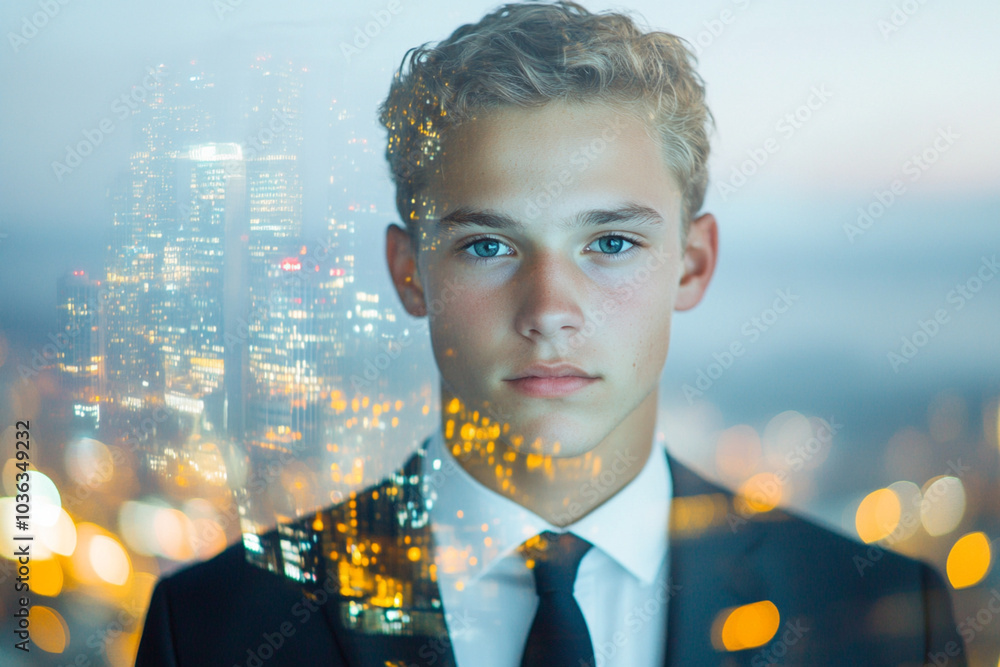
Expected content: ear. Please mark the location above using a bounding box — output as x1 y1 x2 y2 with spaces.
674 212 718 312
386 223 427 317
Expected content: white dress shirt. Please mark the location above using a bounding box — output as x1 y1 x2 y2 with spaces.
423 427 672 667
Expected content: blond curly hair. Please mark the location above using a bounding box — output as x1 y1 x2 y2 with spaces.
378 0 713 236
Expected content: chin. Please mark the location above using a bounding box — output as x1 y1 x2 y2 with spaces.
503 419 600 458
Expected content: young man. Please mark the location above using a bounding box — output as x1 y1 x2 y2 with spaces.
137 2 965 665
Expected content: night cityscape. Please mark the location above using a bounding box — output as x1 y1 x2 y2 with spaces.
0 1 998 665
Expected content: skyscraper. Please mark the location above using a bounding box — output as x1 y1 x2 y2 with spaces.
243 56 306 338
166 142 247 433
103 63 204 410
246 245 327 456
56 270 101 428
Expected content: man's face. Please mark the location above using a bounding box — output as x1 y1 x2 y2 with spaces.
388 100 715 458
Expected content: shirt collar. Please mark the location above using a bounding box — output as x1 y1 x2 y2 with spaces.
424 426 671 586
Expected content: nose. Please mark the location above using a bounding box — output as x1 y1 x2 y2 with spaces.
513 250 587 342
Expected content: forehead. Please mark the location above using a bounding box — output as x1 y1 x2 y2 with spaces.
419 100 682 234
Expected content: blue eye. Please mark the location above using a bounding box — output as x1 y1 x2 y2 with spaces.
594 236 635 254
457 234 644 263
461 237 513 259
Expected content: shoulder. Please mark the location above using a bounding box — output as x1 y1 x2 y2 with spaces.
668 451 940 589
668 455 964 660
139 500 392 667
135 446 424 667
151 538 288 610
137 537 342 666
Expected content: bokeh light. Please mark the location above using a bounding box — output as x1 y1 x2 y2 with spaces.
72 523 127 588
885 481 922 543
946 532 992 589
119 499 167 556
40 507 78 557
714 424 762 484
761 411 811 469
153 508 196 561
29 558 65 597
855 488 901 544
107 628 142 667
1 469 64 528
714 600 781 651
65 436 115 487
29 605 69 653
738 472 783 514
90 535 132 586
920 476 966 537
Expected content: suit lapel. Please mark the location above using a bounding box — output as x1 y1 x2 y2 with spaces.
312 443 775 667
663 451 770 667
318 437 458 667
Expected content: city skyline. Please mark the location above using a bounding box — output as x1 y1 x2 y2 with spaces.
0 1 997 663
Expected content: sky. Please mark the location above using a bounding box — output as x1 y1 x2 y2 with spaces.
1 0 997 230
1 0 998 398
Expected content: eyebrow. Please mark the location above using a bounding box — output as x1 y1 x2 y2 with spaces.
435 203 664 234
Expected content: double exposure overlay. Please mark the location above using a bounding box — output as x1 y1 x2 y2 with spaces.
0 1 998 666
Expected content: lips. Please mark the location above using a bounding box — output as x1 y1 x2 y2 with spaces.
503 362 599 399
507 362 595 380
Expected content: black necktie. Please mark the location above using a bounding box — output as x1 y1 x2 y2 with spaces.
519 530 596 667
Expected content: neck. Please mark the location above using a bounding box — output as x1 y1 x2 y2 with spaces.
438 382 657 527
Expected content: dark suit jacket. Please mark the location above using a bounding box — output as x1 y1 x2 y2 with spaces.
136 438 966 666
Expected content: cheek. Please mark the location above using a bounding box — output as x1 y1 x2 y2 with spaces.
602 276 674 362
430 285 505 359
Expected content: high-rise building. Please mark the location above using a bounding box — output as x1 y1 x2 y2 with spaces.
246 245 329 456
103 156 171 407
103 63 206 410
243 56 306 338
247 155 302 286
56 270 101 427
244 55 304 157
165 142 247 433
